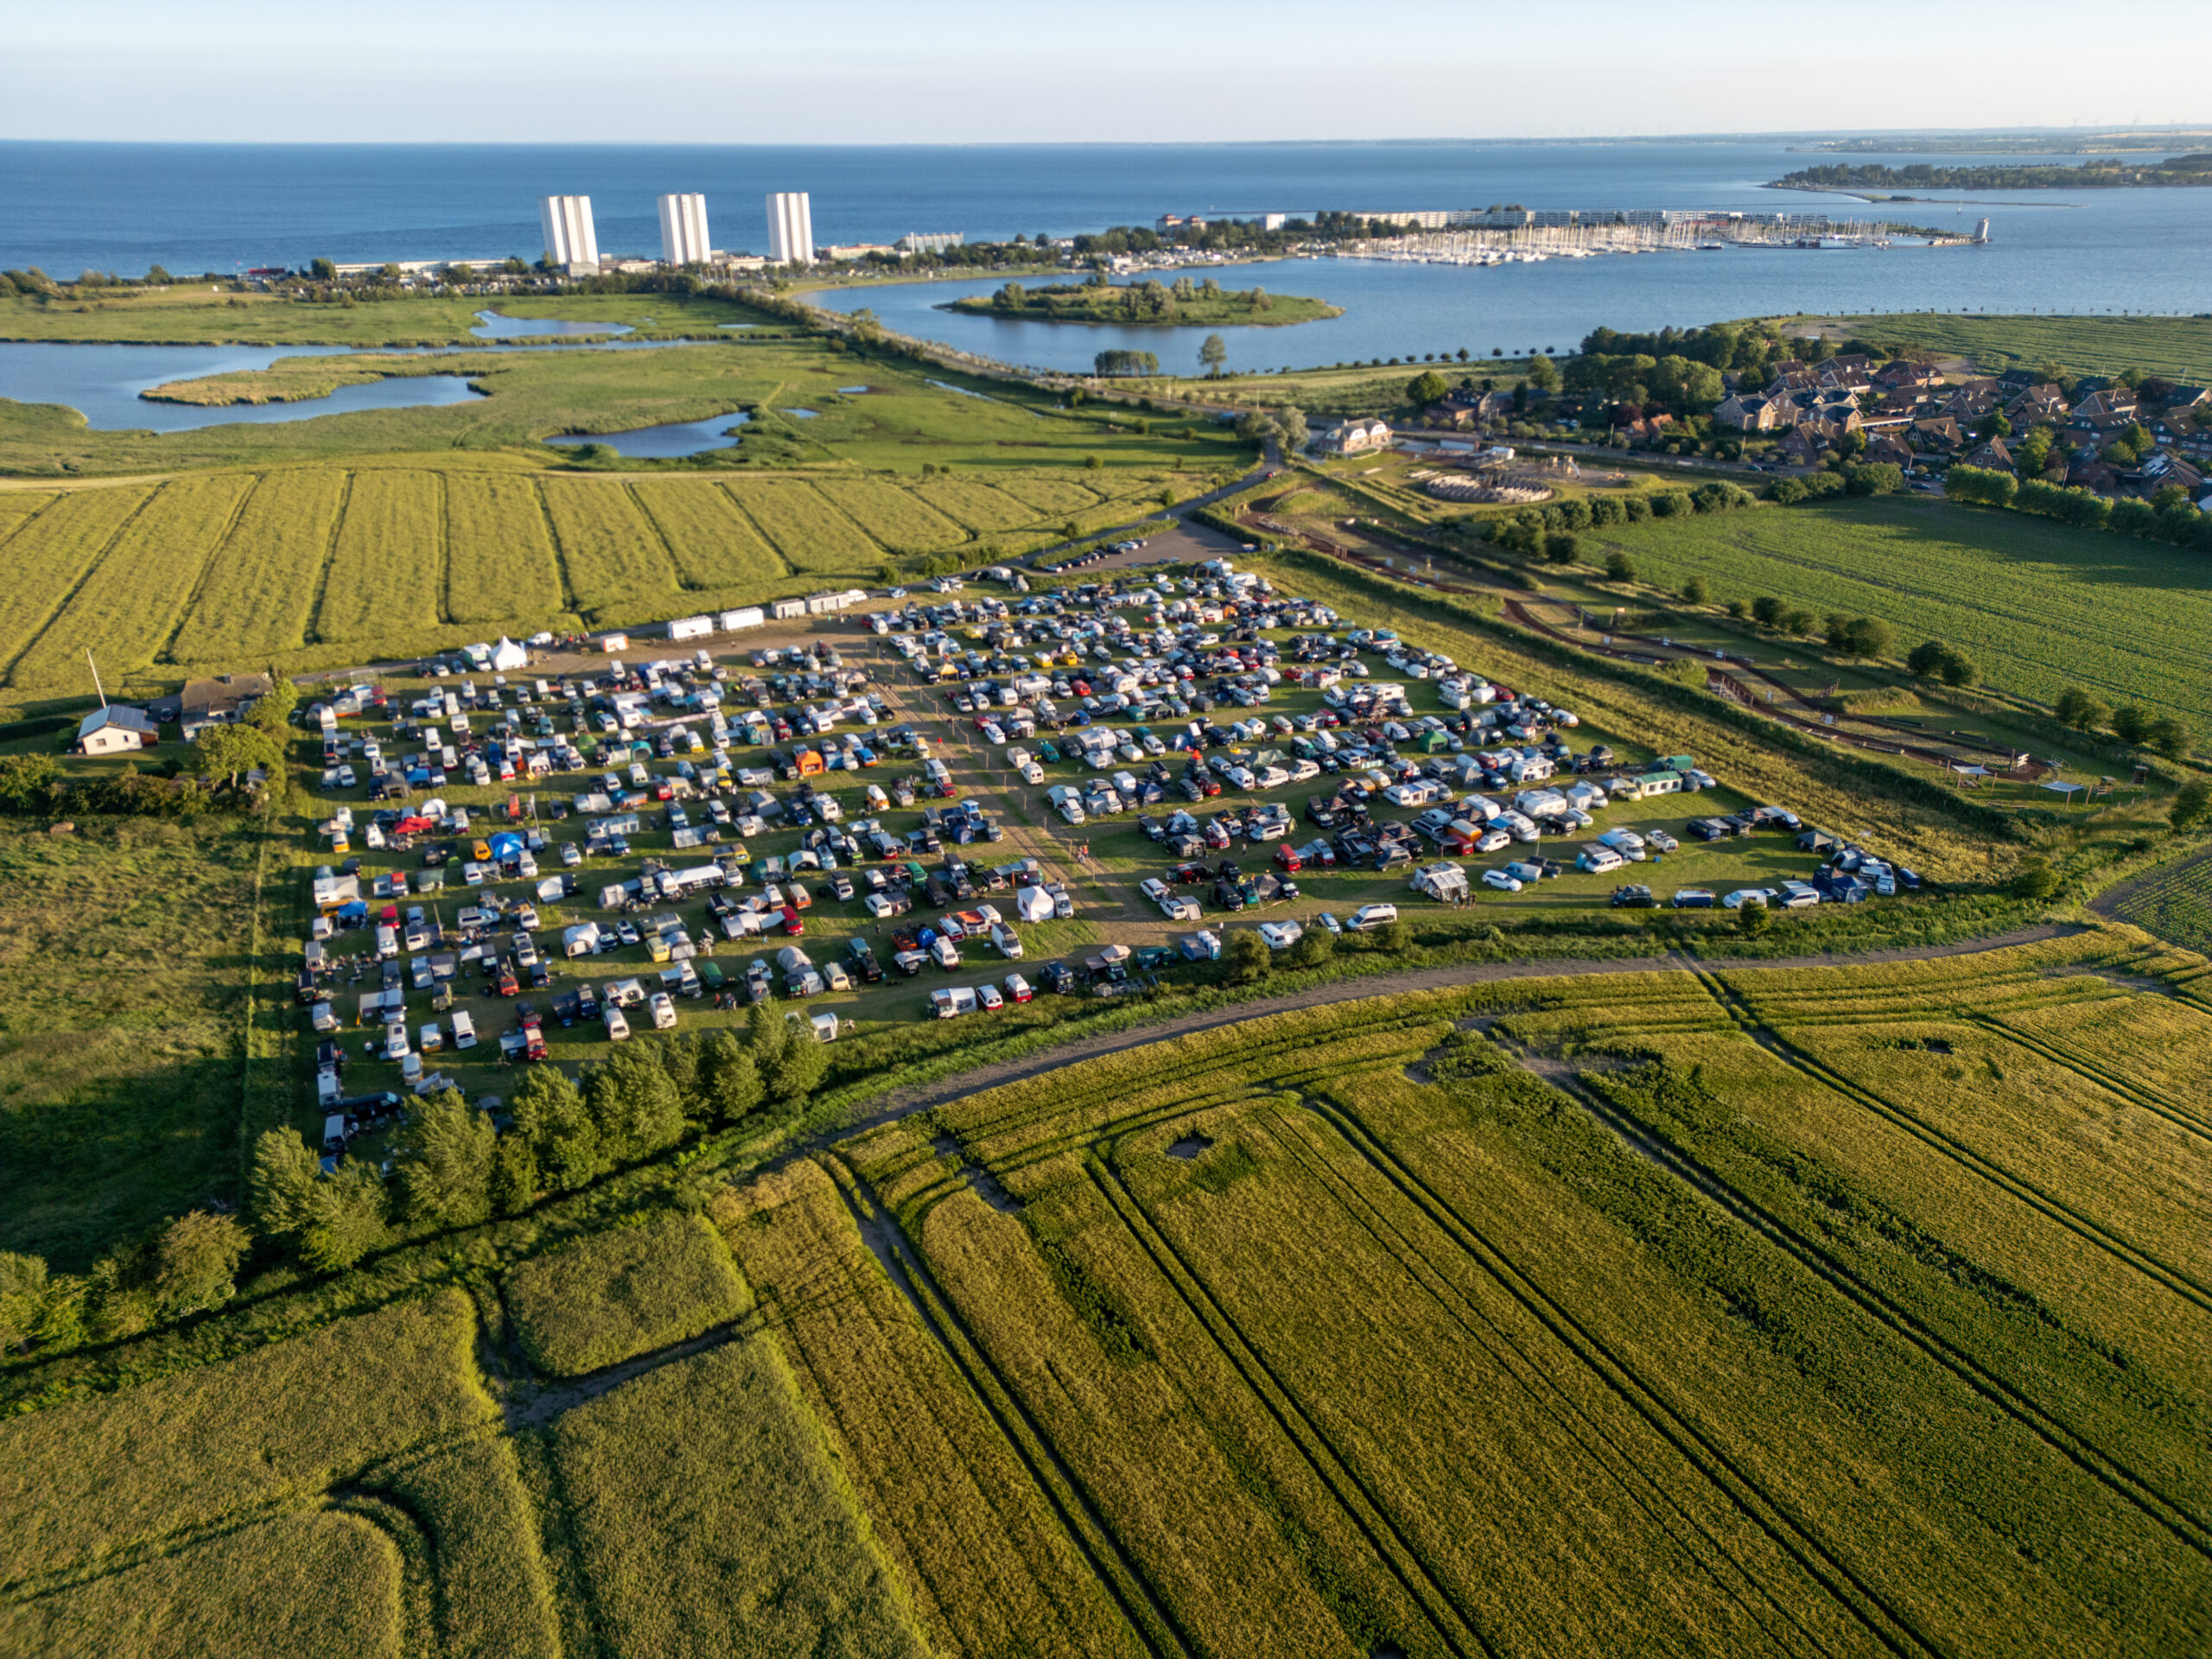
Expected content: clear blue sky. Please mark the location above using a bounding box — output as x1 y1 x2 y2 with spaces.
8 0 2207 143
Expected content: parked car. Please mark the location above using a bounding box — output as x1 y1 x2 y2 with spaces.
1482 868 1523 893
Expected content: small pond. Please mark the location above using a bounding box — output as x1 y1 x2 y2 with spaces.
543 410 750 459
470 310 634 338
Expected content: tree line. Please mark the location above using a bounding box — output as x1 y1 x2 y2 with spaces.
0 1012 825 1357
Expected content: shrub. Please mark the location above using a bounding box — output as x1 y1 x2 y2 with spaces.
1227 929 1271 983
1843 462 1903 497
2172 779 2212 834
2145 715 2193 760
2054 686 2107 731
1681 574 1709 604
1542 531 1580 563
1605 551 1637 582
1751 596 1786 627
2010 858 2059 901
2111 702 2151 745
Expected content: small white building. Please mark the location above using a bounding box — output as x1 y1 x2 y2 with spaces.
76 705 160 754
1313 418 1393 456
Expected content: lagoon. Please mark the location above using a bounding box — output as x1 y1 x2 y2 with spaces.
0 341 480 431
543 411 750 458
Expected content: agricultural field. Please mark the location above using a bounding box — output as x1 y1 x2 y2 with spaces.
1577 493 2212 727
628 479 789 594
313 469 447 644
2104 849 2212 954
1803 311 2212 382
724 476 887 574
537 476 683 618
443 472 565 626
168 470 346 661
812 475 970 556
504 1211 749 1376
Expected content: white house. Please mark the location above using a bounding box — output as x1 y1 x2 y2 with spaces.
1313 418 1393 456
76 705 160 754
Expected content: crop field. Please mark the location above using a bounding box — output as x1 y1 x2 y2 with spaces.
542 1333 928 1657
0 485 153 685
168 470 346 661
915 474 1036 533
504 1211 749 1377
9 936 2210 1654
812 476 971 555
1815 311 2212 382
9 474 252 690
537 477 683 620
627 479 789 594
2107 851 2212 955
312 469 447 644
442 473 564 626
0 490 60 539
724 477 887 573
1581 495 2212 724
995 471 1106 517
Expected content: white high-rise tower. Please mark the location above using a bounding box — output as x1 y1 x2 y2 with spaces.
658 194 711 266
538 196 600 270
766 192 815 265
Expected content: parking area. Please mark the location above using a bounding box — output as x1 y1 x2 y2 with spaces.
296 559 1915 1152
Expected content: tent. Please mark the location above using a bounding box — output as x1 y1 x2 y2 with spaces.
487 831 525 861
490 637 528 672
1015 885 1056 923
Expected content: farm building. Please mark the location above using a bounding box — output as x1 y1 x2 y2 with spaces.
75 704 160 754
158 672 274 740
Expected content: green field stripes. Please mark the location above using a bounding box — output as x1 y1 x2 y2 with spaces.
10 474 253 686
1591 499 2212 726
915 476 1039 534
537 478 682 618
995 471 1107 516
313 471 447 643
0 485 156 683
626 480 787 591
2111 855 2212 955
724 478 885 574
170 472 348 662
812 478 969 555
444 474 564 626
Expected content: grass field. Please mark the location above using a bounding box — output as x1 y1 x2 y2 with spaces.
1803 312 2212 381
505 1211 750 1377
1576 493 2212 725
0 818 262 1271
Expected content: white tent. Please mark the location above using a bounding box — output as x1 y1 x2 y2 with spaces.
490 637 528 672
1015 885 1055 923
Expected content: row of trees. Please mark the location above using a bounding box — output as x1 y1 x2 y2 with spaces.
0 1015 825 1357
1947 466 2212 550
1093 350 1160 378
2050 686 2194 759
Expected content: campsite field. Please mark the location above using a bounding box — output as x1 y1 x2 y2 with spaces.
1576 493 2212 727
9 939 2209 1656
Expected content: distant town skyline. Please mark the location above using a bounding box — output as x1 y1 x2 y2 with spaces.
8 0 2206 145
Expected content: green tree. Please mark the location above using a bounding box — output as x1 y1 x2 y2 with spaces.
0 753 64 816
1227 929 1271 984
490 1135 538 1217
189 723 280 792
249 671 299 735
1751 596 1787 627
1523 353 1559 393
1681 574 1709 604
1542 531 1580 563
2171 779 2212 835
152 1211 249 1316
2010 858 2059 902
699 1031 765 1123
1605 551 1637 582
309 257 337 282
393 1089 495 1227
2054 686 2105 730
1738 899 1770 937
511 1066 601 1192
0 1252 49 1351
1287 927 1335 969
1406 369 1450 408
247 1127 322 1242
1271 405 1309 454
2111 702 2151 746
1373 918 1414 952
298 1161 389 1273
1783 607 1818 637
1198 334 1228 377
586 1052 686 1164
2145 716 2193 760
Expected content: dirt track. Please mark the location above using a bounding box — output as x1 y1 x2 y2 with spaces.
831 921 2088 1136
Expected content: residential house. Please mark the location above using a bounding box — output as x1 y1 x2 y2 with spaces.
1618 413 1675 447
1961 435 2014 473
1424 404 1479 430
1873 359 1942 392
75 705 160 755
2004 384 2068 427
1911 415 1963 452
1862 432 1914 468
1815 359 1874 394
1312 418 1392 456
1940 379 2000 423
2075 387 2139 423
1714 390 1793 432
1447 388 1514 423
177 671 275 740
1777 427 1828 467
2068 458 2121 494
2140 453 2206 498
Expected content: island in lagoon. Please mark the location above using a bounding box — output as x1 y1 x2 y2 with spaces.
1770 155 2212 193
946 275 1341 327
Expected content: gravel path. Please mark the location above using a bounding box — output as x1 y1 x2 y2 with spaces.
828 921 2088 1137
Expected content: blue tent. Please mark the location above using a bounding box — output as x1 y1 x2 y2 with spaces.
487 832 525 861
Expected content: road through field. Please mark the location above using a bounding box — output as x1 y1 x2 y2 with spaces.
827 921 2088 1140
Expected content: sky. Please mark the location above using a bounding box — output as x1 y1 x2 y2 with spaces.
5 0 2208 144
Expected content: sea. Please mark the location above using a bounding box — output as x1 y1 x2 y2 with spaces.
3 140 2209 382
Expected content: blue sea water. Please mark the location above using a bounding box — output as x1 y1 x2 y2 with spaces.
2 140 2206 386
